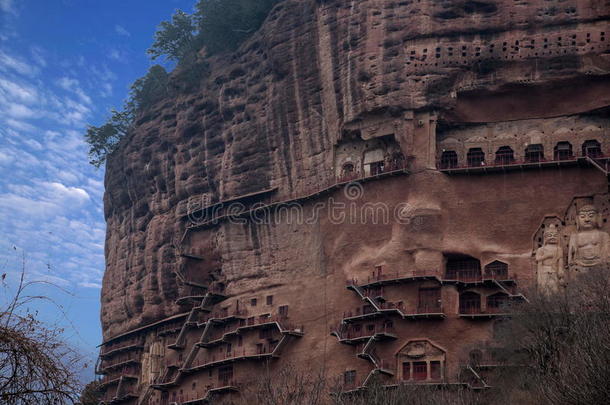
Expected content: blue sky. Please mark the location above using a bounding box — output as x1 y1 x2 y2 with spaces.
0 0 194 379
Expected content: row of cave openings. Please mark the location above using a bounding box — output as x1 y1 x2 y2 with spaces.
405 31 607 68
439 139 604 169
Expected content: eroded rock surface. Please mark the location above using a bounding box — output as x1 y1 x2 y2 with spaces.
99 0 610 402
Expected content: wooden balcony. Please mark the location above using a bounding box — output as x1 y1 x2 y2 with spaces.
157 322 184 337
341 300 447 323
181 381 240 404
99 353 141 373
151 367 181 390
404 305 446 319
458 307 511 319
438 154 610 175
185 346 277 373
444 272 517 287
347 269 441 290
342 305 391 323
187 159 409 230
205 307 249 324
176 285 227 307
98 373 138 389
198 315 304 348
110 391 139 404
100 338 144 358
331 322 397 344
438 156 580 174
587 155 610 174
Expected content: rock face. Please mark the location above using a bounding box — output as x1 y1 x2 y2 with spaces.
98 0 610 403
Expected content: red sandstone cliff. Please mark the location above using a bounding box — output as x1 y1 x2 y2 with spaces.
99 0 610 402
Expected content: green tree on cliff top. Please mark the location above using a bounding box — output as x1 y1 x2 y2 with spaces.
85 0 283 168
194 0 281 54
85 65 168 167
148 9 198 62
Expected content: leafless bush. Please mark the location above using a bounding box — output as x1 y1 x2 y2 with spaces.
221 365 486 405
0 253 83 404
219 363 327 405
496 266 610 405
330 374 485 405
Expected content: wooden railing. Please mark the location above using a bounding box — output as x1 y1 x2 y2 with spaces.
347 269 439 287
203 307 249 322
178 380 239 403
186 158 408 228
416 304 443 314
445 272 516 283
156 322 184 336
332 322 396 340
100 352 142 370
100 337 144 357
459 306 510 315
438 151 609 171
189 345 276 369
342 301 404 318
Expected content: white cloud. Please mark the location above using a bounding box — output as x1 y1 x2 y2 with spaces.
44 181 90 203
91 64 117 82
0 78 39 104
44 130 61 139
107 48 124 61
0 41 108 295
108 49 119 60
0 150 13 165
5 117 36 132
0 181 89 218
100 82 112 97
57 76 78 90
30 46 47 67
55 169 80 184
0 0 16 15
114 25 130 37
56 76 92 105
0 193 58 218
0 144 39 168
22 138 43 150
0 50 37 76
6 103 36 119
79 281 102 289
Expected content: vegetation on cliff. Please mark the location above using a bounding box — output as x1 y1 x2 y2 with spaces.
84 0 282 168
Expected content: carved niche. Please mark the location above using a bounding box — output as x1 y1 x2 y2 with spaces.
396 340 446 382
533 196 610 292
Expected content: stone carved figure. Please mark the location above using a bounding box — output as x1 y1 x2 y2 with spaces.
535 224 564 293
568 205 610 271
141 341 164 384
